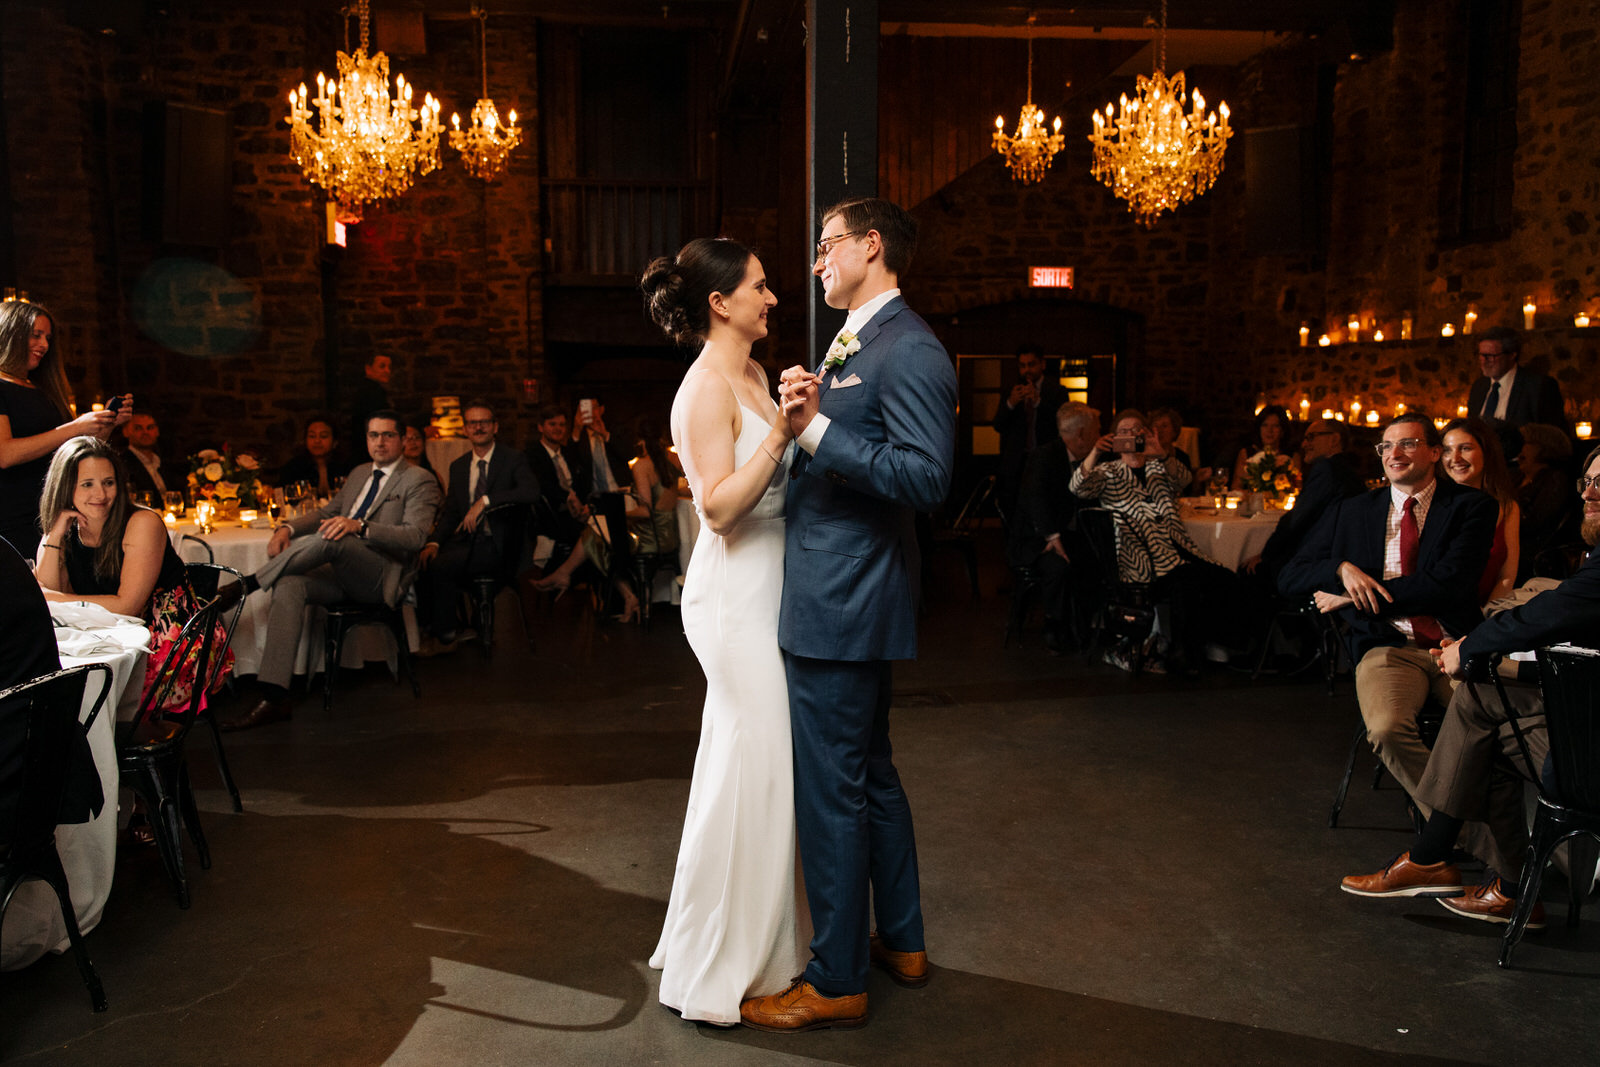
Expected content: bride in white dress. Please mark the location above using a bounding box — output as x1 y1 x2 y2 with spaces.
641 238 811 1025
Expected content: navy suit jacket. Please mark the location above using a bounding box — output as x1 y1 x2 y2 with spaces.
1277 476 1498 662
779 297 957 661
1468 368 1566 430
1461 551 1600 659
430 446 539 555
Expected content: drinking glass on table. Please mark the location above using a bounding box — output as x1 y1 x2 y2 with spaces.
267 487 286 527
162 490 186 519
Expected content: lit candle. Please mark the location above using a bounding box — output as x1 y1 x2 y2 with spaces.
1524 296 1537 330
1400 311 1413 340
1321 408 1336 420
1350 398 1362 420
239 509 259 524
1365 409 1379 425
1577 312 1591 328
1441 323 1456 337
1395 400 1407 415
1283 494 1297 511
1372 329 1385 342
1225 495 1241 511
1299 396 1311 418
1255 392 1267 416
1463 307 1478 335
1433 417 1449 430
1578 421 1594 439
1347 315 1361 342
162 511 178 527
1299 323 1310 347
91 403 105 412
1318 334 1331 347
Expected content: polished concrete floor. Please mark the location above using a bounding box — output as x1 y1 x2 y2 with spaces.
4 557 1598 1065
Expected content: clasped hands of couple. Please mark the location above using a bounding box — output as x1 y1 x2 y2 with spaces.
1314 561 1472 679
776 366 823 437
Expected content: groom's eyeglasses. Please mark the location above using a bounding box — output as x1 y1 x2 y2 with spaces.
814 231 863 264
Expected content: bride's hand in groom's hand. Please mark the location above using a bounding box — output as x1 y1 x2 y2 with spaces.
781 378 820 435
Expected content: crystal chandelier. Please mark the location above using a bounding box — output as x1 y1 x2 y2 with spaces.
286 0 443 221
1087 0 1232 227
450 6 521 181
992 17 1064 184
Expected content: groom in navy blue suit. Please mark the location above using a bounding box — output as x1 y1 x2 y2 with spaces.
739 198 957 1032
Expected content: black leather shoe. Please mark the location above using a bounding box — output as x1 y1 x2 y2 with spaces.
220 698 292 732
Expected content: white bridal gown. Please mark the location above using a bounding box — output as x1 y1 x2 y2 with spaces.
650 401 810 1025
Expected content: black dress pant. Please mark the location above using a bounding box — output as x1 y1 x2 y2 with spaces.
423 536 498 637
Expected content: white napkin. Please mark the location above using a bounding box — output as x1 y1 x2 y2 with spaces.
51 601 153 658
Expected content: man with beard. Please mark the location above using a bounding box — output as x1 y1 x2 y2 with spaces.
1340 444 1600 926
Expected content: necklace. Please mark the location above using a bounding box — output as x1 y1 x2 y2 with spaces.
0 371 34 387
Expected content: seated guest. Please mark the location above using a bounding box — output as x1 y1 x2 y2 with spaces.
991 346 1068 519
530 418 681 623
1147 406 1196 493
1243 418 1366 583
277 415 346 500
1071 408 1236 673
120 412 182 500
1516 422 1576 575
1279 414 1497 833
1442 416 1520 604
1340 444 1600 924
569 396 632 497
417 400 538 651
1469 325 1566 430
1009 401 1101 652
223 411 440 731
1230 405 1298 492
31 437 230 713
401 417 437 481
525 404 592 547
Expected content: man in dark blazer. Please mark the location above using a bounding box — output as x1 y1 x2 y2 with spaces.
1008 400 1101 651
417 400 538 647
1466 325 1566 430
119 412 183 499
223 410 441 731
742 198 956 1032
1279 413 1497 824
524 404 592 547
991 346 1070 519
1340 445 1600 922
1245 418 1368 583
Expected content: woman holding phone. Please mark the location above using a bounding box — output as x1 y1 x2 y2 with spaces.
0 301 131 553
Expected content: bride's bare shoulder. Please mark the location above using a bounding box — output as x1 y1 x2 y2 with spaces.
672 367 738 423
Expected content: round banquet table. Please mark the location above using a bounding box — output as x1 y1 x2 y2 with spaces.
2 608 149 970
169 521 417 677
1180 505 1283 571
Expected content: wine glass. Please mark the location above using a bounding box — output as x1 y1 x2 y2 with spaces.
268 487 286 527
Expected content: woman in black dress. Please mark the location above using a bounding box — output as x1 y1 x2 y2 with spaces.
0 302 129 554
33 437 229 714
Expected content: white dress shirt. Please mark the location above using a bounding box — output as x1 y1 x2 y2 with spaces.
346 457 404 520
798 287 902 455
1481 366 1517 420
468 443 496 504
127 447 166 492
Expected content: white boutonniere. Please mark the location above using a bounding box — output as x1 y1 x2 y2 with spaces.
822 330 861 372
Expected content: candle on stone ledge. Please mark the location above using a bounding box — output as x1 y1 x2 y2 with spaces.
1400 311 1414 340
1457 405 1469 418
1365 409 1380 425
1524 297 1537 330
1577 312 1591 328
1441 323 1456 337
1578 422 1594 440
1433 416 1449 430
1321 408 1336 420
1347 315 1361 342
1463 307 1478 335
1318 334 1331 347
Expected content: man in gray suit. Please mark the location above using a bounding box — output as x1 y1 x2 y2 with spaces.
223 409 441 731
740 198 957 1032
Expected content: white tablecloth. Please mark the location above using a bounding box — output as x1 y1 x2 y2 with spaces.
170 523 417 678
1181 509 1282 571
2 608 149 971
425 439 472 492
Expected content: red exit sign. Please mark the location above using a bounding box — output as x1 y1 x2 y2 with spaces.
1030 266 1074 288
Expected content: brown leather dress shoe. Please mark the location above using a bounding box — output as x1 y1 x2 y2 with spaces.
1439 879 1547 929
1340 851 1463 898
869 932 930 988
739 979 867 1033
220 698 292 733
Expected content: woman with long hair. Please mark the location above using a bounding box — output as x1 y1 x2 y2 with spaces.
1441 416 1520 604
1230 405 1298 492
33 437 230 714
639 237 808 1025
0 301 129 553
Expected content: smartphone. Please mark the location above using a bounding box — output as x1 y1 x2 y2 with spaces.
1110 432 1145 454
106 394 125 413
578 398 596 425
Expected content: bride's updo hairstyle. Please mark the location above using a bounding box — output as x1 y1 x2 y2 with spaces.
641 237 754 347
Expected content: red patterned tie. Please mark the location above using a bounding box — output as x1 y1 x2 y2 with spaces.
1399 496 1443 646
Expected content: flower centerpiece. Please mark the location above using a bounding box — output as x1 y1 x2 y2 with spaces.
187 448 266 510
1240 450 1298 498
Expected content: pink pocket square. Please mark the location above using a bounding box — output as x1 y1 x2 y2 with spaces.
830 373 864 389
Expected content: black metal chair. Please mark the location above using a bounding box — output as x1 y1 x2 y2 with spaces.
183 563 247 813
1491 645 1600 967
0 664 112 1012
118 596 222 909
628 519 681 632
321 594 421 712
1077 507 1157 674
468 501 534 655
180 534 214 563
930 474 997 601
